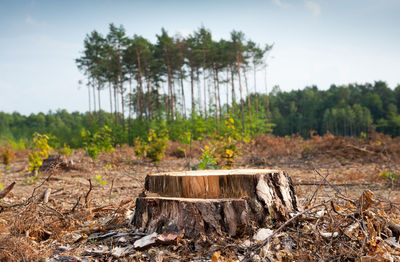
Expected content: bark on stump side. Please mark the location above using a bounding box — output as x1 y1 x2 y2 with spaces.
131 169 298 238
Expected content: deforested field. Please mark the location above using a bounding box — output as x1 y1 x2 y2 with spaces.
0 132 400 261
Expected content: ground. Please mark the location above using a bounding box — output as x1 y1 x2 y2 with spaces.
0 133 400 261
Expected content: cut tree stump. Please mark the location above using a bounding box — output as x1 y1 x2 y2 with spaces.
131 169 298 238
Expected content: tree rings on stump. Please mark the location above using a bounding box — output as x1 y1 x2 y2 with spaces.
131 169 298 238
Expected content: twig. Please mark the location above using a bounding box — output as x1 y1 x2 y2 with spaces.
241 199 332 262
295 182 372 187
314 169 357 205
85 178 93 207
110 175 115 196
305 171 330 207
0 182 16 199
19 248 26 262
314 169 342 194
71 195 81 213
28 163 60 201
41 204 66 220
335 193 357 206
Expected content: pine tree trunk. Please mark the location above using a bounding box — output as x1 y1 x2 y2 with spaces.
136 50 144 121
114 82 119 125
109 83 113 117
226 69 230 114
166 52 174 121
178 48 186 119
254 63 259 115
180 69 186 119
97 76 102 126
197 69 202 115
230 64 236 114
92 83 97 122
203 57 207 118
146 74 152 120
236 54 245 133
212 64 219 131
128 77 133 145
88 84 92 130
264 66 271 121
190 64 195 116
118 52 125 131
243 67 252 130
216 68 222 121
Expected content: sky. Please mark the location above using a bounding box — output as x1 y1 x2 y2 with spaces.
0 0 399 115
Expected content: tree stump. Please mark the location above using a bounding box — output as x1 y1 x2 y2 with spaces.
131 169 298 238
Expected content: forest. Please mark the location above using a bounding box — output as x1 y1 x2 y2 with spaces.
2 24 400 148
0 24 400 147
1 81 400 147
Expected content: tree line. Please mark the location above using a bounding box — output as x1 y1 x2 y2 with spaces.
75 24 273 141
1 81 400 148
1 25 400 146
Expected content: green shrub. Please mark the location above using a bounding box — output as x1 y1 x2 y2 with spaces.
1 143 15 166
9 139 26 150
59 144 74 156
93 174 107 185
134 129 168 164
198 146 218 170
0 169 3 190
28 133 52 172
380 169 397 183
215 117 242 168
81 125 114 160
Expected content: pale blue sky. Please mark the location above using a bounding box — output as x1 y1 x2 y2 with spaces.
1 0 399 114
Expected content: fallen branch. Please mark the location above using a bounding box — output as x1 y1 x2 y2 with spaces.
28 163 59 201
0 181 16 199
346 144 375 154
295 182 372 187
389 220 400 236
305 171 330 207
71 195 82 213
314 169 357 205
85 178 93 208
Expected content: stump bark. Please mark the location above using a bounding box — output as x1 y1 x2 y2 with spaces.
131 169 298 238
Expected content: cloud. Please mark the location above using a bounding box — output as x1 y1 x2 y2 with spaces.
25 15 48 27
272 0 290 8
25 15 35 25
305 1 321 16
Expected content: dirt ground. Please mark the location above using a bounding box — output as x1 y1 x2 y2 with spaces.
1 133 400 261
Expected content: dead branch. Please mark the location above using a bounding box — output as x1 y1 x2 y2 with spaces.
314 169 357 205
41 204 66 221
389 220 400 236
85 178 93 207
0 181 16 199
346 144 374 154
109 176 115 196
71 195 82 213
28 163 60 200
296 182 372 187
305 171 330 207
